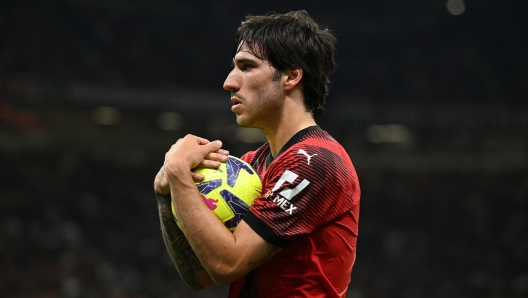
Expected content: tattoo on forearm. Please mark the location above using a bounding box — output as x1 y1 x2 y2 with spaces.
158 203 206 290
247 246 281 270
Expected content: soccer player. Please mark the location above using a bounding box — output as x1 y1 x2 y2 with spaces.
154 10 360 297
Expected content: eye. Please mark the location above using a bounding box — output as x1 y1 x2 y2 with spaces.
240 63 253 71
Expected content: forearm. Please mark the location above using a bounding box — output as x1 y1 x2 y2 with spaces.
170 182 279 286
167 167 250 284
163 141 277 286
156 193 213 290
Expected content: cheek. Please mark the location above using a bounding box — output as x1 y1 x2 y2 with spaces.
247 75 266 89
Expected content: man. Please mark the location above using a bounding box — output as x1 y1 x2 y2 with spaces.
154 10 360 297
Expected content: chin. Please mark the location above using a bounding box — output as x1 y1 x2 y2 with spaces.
235 115 255 128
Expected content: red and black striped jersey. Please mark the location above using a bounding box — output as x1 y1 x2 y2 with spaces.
229 126 361 298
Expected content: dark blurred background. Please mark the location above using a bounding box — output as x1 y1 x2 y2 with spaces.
1 0 527 297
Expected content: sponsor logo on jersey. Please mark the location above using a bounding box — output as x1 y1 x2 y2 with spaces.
267 170 310 214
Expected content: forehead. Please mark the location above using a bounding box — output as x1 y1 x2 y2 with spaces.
234 43 264 61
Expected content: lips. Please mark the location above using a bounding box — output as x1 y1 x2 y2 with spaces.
231 96 243 112
231 103 241 113
231 96 242 105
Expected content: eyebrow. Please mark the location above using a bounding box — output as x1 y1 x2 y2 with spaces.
234 57 259 65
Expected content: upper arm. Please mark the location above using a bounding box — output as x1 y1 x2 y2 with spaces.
249 145 359 238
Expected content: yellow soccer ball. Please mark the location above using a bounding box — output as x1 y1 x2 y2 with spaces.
171 155 262 231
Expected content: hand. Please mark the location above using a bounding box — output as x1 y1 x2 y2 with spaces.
192 148 230 181
164 135 224 178
156 135 228 194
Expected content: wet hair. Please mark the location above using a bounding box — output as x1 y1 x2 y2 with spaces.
233 10 337 119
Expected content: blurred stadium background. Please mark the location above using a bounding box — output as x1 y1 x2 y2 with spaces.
1 0 527 297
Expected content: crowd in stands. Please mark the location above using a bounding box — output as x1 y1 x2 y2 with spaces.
1 1 525 105
1 149 526 297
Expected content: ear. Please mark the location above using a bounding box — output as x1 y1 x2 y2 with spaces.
283 66 303 91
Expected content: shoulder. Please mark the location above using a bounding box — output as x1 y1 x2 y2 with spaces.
249 130 359 237
266 131 358 196
274 130 352 172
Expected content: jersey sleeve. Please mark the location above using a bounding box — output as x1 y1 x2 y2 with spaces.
248 144 359 241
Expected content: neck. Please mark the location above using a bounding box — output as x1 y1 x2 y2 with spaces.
262 101 316 157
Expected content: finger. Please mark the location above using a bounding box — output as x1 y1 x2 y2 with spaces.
214 148 230 156
204 152 229 162
191 172 205 182
196 159 222 169
206 140 223 152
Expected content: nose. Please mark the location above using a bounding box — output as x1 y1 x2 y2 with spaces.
223 69 239 92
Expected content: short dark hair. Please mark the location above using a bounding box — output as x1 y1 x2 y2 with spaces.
233 10 337 119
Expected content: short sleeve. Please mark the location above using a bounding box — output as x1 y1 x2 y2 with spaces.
248 144 359 240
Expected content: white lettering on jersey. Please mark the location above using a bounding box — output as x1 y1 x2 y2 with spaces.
272 196 298 214
286 204 297 214
269 170 309 214
297 149 317 165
